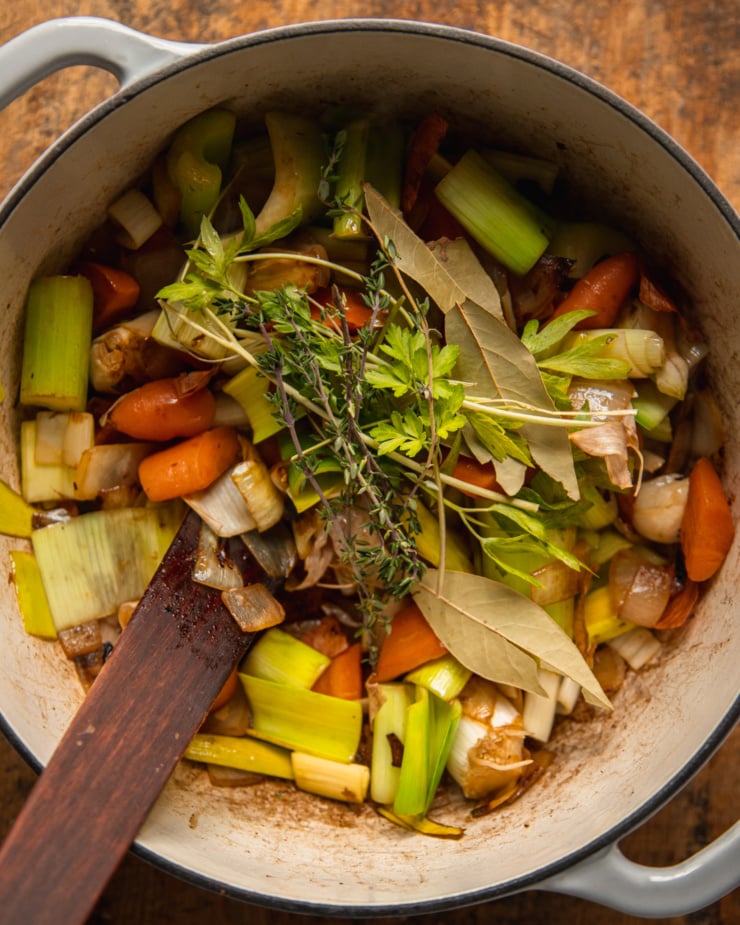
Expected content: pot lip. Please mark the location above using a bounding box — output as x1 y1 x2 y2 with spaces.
0 14 738 913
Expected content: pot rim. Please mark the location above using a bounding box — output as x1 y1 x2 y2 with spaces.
0 16 738 914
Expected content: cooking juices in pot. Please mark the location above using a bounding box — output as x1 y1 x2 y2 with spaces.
4 106 733 836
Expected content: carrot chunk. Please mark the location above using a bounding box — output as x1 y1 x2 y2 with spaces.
680 457 734 582
106 371 216 441
78 261 141 333
401 113 449 214
549 251 639 329
312 643 363 700
451 455 501 496
375 602 448 682
209 667 240 713
138 425 241 502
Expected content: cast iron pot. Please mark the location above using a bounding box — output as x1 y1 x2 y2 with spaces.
0 17 737 918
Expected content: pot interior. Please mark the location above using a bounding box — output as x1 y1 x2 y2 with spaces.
0 22 737 913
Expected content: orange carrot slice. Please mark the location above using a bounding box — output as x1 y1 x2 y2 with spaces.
549 251 639 329
680 457 734 582
312 643 363 700
78 261 141 333
375 602 448 682
106 371 216 441
138 426 241 502
209 667 239 713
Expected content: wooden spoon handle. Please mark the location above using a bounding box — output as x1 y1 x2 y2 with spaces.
0 510 253 925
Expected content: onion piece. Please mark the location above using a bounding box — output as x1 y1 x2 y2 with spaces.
184 464 257 537
221 582 286 633
609 549 673 628
193 523 244 591
530 559 580 607
74 442 154 502
631 472 688 544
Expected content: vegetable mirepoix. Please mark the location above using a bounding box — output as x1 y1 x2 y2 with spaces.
9 104 734 836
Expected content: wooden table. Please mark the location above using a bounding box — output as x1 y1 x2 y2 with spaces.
0 2 737 923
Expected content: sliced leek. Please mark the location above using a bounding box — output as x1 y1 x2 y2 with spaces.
185 732 293 780
10 549 57 639
241 627 329 688
291 752 369 803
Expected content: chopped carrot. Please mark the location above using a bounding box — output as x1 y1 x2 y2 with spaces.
78 261 141 333
105 371 216 441
549 251 639 329
375 602 448 682
451 455 501 496
655 579 700 629
138 425 241 502
401 113 449 214
312 286 375 332
209 667 239 713
639 272 678 313
297 614 349 658
418 189 465 242
680 457 735 582
312 643 363 700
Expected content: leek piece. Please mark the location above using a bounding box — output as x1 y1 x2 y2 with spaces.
393 687 431 817
426 694 462 807
253 112 325 237
222 365 286 443
31 505 182 630
333 118 370 239
607 626 661 670
63 412 95 467
482 148 559 195
74 442 153 502
240 673 362 762
241 627 330 689
434 150 550 275
522 667 561 742
404 655 471 701
632 378 678 432
291 752 370 803
548 221 634 278
20 275 93 411
166 108 236 237
583 585 632 644
583 528 633 568
377 806 464 839
579 478 618 530
20 420 76 504
34 411 69 464
107 188 163 249
185 732 293 780
370 682 413 805
151 298 238 362
412 500 474 573
561 329 665 378
10 549 57 639
0 479 34 538
184 463 257 537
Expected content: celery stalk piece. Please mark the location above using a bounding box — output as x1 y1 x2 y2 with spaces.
0 479 35 537
366 123 405 211
240 673 363 762
20 420 77 504
20 275 93 411
632 378 678 432
607 626 661 670
291 752 370 803
561 329 665 378
370 682 414 805
583 585 632 644
253 112 326 237
393 687 431 817
332 118 370 239
10 550 57 639
404 655 471 701
166 108 237 237
185 733 293 780
241 627 330 689
31 505 183 631
222 365 286 443
434 150 551 276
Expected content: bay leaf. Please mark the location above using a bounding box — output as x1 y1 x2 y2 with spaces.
364 184 503 320
446 299 580 499
413 569 611 709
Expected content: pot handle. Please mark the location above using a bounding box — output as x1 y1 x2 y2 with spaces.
0 16 202 110
539 819 740 916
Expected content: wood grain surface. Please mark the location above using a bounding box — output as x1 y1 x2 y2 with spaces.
0 2 737 924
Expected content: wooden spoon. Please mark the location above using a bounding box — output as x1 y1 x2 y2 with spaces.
0 509 255 924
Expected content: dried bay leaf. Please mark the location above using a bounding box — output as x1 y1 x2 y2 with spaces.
413 569 611 709
446 299 580 500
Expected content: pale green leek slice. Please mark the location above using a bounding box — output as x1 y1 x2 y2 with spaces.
0 479 34 538
393 687 431 817
404 655 471 702
10 549 57 639
291 752 369 803
370 682 413 805
241 627 329 689
222 365 285 443
240 673 362 762
377 806 463 839
20 275 93 411
31 504 183 631
20 420 77 504
185 733 293 780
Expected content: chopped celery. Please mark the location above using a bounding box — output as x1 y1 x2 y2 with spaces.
241 627 330 688
333 118 370 239
370 682 413 805
405 655 471 701
185 732 293 780
0 479 35 537
20 276 93 411
10 549 57 639
366 122 404 210
253 112 325 237
20 420 76 504
434 150 550 275
107 188 163 249
222 365 286 443
166 108 237 237
582 528 633 568
583 585 632 644
291 752 370 803
240 673 362 762
31 505 183 631
633 378 678 432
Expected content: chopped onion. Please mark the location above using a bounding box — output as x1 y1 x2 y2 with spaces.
530 559 580 607
74 442 153 502
107 188 163 250
184 464 257 537
240 524 297 579
57 621 102 659
609 549 673 628
193 523 244 591
631 473 688 544
230 452 285 532
221 582 286 633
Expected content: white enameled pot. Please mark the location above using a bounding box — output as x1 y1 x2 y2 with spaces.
0 17 737 918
